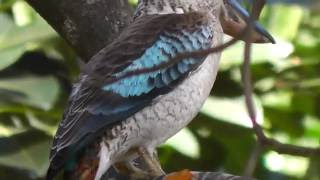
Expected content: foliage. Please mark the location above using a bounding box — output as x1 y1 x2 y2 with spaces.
0 1 319 180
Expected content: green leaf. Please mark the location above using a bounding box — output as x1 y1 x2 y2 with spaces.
261 90 293 110
264 107 304 137
128 0 138 6
0 13 14 35
0 75 60 110
0 44 25 71
221 38 294 70
264 152 309 178
0 14 24 71
191 114 255 173
305 156 320 180
0 124 14 137
164 128 200 159
26 111 56 136
12 1 35 26
0 0 16 12
0 16 56 51
0 130 51 177
0 12 57 71
303 116 320 139
267 4 304 41
201 96 264 128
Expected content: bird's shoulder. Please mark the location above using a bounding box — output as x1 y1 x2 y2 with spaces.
85 11 212 80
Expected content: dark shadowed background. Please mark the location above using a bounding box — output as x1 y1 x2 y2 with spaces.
0 0 319 179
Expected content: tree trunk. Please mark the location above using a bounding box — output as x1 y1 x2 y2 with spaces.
25 0 133 62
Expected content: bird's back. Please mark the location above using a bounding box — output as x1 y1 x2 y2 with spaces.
47 11 223 180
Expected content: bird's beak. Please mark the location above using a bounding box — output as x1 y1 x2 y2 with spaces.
220 0 275 44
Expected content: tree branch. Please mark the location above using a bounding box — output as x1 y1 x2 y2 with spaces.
158 171 255 180
242 0 320 157
25 0 133 61
243 143 262 177
104 170 255 180
253 125 320 156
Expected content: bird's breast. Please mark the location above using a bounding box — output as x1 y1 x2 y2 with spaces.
129 50 221 149
101 29 224 163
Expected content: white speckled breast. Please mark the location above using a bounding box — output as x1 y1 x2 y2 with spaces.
95 35 223 180
100 39 222 164
136 51 221 148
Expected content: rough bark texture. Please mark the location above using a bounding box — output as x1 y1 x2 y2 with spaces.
25 0 133 62
104 170 256 180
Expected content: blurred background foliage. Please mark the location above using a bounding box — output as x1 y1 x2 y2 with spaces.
0 0 319 179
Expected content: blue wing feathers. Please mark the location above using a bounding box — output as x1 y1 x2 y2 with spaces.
169 67 180 80
182 30 202 50
47 14 216 179
161 69 172 85
160 35 185 53
103 25 213 97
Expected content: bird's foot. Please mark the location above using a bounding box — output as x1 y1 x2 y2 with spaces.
136 147 165 177
114 161 157 179
114 147 166 179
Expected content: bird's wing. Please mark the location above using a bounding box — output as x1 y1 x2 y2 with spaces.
48 12 214 177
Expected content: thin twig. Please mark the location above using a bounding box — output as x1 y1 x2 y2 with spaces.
242 0 320 157
252 0 266 20
103 37 240 85
243 143 262 177
262 137 320 156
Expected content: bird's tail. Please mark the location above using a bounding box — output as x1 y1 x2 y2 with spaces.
63 157 99 180
94 142 111 180
63 143 100 180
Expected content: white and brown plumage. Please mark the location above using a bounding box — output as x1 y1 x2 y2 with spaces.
47 0 274 179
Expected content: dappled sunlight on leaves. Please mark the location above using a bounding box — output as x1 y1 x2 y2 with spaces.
201 96 264 128
264 152 309 178
164 128 200 159
0 75 60 110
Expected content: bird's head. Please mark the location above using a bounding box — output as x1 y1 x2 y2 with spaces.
135 0 275 44
220 0 275 43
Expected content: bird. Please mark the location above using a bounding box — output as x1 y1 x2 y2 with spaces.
46 0 275 179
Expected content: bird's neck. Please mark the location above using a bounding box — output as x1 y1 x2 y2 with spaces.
134 0 223 19
135 0 185 16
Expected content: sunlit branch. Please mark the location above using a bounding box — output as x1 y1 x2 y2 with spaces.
253 0 266 20
242 0 320 158
243 143 262 177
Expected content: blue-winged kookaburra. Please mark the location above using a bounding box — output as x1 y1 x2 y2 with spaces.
47 0 274 179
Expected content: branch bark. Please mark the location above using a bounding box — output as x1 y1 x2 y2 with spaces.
25 0 133 62
104 170 255 180
242 0 320 158
158 171 255 180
